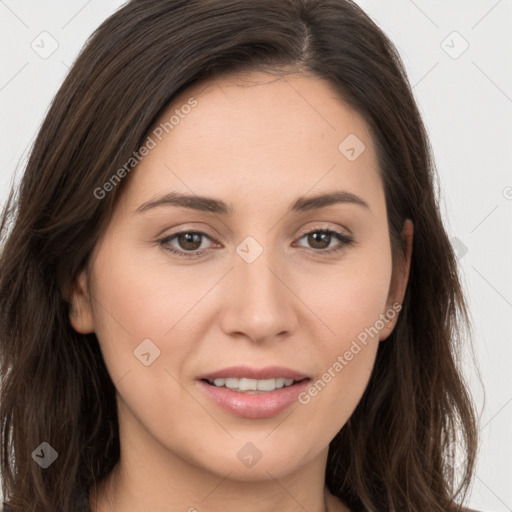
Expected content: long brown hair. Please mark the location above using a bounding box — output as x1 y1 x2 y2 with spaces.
0 1 478 510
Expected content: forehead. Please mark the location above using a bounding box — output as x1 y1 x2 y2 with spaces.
167 70 371 151
121 70 384 214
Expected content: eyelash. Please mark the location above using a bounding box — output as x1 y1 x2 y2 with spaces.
158 226 354 259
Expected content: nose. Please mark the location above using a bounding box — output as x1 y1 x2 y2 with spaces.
219 247 298 344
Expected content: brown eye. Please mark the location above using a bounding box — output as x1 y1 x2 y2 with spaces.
295 228 353 255
158 230 216 258
176 232 203 251
306 231 334 250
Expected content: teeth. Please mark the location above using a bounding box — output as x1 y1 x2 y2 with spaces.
211 377 296 392
275 378 285 389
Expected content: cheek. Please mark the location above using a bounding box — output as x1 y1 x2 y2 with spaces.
87 245 174 379
87 249 199 435
301 240 392 344
294 242 392 428
295 280 384 441
88 239 224 392
91 239 194 328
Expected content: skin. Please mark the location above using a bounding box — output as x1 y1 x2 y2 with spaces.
70 70 413 512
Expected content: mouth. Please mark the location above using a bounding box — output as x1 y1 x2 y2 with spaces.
196 365 312 419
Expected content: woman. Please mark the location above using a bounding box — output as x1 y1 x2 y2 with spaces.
0 1 479 511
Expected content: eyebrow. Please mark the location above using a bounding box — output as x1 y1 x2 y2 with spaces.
135 190 370 215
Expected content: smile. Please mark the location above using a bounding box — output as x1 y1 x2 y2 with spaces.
206 377 301 392
197 367 312 418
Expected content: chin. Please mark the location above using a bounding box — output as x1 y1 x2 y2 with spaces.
189 441 314 481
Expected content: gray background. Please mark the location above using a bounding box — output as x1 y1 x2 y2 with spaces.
0 1 511 510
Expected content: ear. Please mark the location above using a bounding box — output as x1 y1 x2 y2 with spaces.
379 219 413 341
69 267 95 334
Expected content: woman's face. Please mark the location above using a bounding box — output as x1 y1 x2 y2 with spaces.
71 71 411 482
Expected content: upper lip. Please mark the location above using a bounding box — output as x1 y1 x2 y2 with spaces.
198 365 310 382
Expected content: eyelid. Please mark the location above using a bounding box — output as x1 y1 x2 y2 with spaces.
297 223 351 239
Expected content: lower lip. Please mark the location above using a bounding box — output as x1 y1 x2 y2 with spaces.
197 379 311 419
